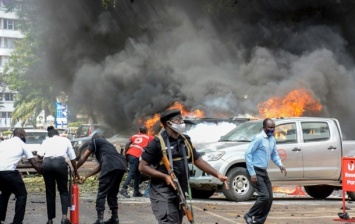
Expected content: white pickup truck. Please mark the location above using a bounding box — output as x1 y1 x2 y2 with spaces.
189 117 355 201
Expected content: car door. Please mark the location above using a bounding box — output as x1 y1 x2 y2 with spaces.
301 121 341 179
268 122 304 179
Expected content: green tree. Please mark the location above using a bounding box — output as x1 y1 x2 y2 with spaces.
0 1 55 127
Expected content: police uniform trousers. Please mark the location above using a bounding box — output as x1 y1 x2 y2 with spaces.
96 169 125 212
42 157 69 220
248 167 273 224
0 170 27 224
150 185 184 224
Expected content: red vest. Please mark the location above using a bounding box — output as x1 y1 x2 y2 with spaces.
126 133 154 158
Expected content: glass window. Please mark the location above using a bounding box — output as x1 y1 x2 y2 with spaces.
301 122 330 142
220 120 263 142
1 56 9 66
25 132 48 144
3 19 14 30
4 38 17 49
4 93 14 101
275 123 297 144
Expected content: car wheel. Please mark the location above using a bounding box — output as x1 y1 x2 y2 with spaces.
191 189 216 199
304 185 334 199
222 167 254 202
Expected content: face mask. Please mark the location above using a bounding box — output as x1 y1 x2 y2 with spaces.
169 122 186 134
266 129 275 137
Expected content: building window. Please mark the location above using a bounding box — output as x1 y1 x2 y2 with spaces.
3 37 18 49
0 56 10 67
3 19 20 30
1 112 6 118
4 93 14 101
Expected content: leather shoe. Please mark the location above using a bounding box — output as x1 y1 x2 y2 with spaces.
46 220 53 224
338 212 350 220
244 213 253 224
133 191 143 197
61 218 72 224
119 189 130 198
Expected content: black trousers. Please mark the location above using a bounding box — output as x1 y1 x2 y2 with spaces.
151 195 184 224
0 170 27 224
96 169 125 212
42 157 69 220
247 168 273 224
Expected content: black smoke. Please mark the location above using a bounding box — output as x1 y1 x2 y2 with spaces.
26 0 355 138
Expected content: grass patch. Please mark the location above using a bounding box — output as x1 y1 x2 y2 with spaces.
23 174 100 194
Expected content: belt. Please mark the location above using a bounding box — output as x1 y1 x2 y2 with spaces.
254 166 267 172
44 156 65 160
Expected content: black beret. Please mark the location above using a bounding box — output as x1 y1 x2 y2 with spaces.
160 109 182 123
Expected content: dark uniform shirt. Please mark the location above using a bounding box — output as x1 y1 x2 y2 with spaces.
141 131 200 200
88 138 127 177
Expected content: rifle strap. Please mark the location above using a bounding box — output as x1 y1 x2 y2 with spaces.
166 137 174 172
157 134 192 165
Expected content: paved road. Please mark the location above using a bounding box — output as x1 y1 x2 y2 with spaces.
3 190 353 224
8 161 353 223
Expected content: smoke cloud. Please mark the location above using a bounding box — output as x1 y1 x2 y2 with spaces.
29 0 355 138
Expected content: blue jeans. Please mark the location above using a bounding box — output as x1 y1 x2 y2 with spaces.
143 182 150 197
122 155 141 192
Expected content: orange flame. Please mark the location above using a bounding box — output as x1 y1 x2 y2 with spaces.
258 89 322 118
168 102 205 118
141 102 205 135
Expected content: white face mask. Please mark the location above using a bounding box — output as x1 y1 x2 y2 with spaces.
169 122 186 134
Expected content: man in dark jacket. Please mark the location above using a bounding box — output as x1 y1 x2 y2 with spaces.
76 132 127 224
139 109 228 224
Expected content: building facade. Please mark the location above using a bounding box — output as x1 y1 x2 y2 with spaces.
0 1 23 129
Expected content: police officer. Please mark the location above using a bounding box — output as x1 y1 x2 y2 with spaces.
139 109 228 224
40 126 78 224
0 128 42 224
76 131 127 224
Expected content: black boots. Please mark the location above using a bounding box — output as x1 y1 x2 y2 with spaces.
104 209 119 224
61 218 72 224
93 211 104 224
132 191 143 197
119 189 130 198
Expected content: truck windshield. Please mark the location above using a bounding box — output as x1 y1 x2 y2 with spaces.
219 121 263 142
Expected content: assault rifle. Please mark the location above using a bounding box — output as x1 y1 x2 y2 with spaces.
161 155 194 223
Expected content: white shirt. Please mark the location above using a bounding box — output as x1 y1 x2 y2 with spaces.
0 137 34 171
39 135 76 160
